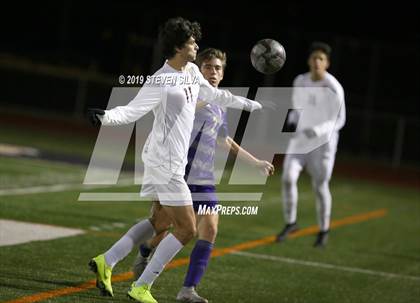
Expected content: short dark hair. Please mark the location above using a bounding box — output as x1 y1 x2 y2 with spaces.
309 41 332 59
195 48 227 70
159 17 202 59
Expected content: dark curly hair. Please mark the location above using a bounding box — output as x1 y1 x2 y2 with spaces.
159 17 202 59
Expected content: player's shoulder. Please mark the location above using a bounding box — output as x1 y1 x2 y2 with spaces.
325 73 344 93
153 62 169 76
140 65 167 88
185 62 205 86
185 62 201 77
293 73 309 86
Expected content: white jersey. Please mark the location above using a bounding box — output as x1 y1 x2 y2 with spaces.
286 72 345 154
101 61 255 175
293 72 345 136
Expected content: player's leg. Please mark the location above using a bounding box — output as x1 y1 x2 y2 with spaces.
133 204 196 284
89 202 165 297
90 165 169 299
310 172 332 247
276 154 304 242
177 195 218 303
282 155 305 224
132 233 167 280
307 136 338 247
132 203 172 280
196 211 218 242
128 170 196 302
104 201 172 268
133 210 217 295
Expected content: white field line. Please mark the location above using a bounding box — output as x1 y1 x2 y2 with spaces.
0 178 134 196
0 219 85 247
233 251 420 282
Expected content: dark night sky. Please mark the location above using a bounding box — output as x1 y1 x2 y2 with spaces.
0 1 418 162
3 2 418 65
1 1 419 114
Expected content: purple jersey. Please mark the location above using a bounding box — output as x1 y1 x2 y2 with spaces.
185 103 228 185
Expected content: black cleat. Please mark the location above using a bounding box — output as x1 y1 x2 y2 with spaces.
275 222 299 242
313 230 329 248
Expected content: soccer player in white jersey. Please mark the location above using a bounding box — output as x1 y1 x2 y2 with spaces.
86 18 262 303
276 42 346 247
131 48 274 303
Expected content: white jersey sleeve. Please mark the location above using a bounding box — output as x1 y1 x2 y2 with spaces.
331 79 346 132
101 84 162 125
192 64 261 112
313 76 346 136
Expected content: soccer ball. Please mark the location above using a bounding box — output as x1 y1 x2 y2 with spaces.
250 39 286 74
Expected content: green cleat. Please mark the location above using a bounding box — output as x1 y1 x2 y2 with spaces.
88 254 113 297
127 283 158 303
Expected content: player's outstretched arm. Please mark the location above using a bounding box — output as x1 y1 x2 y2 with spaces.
87 85 162 126
194 65 262 112
218 136 274 176
199 82 262 112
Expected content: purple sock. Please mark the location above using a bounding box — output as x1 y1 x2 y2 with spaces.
184 239 213 287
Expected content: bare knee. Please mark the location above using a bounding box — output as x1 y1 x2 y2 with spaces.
163 205 197 245
149 204 172 234
153 219 172 234
208 223 218 239
185 223 197 240
197 215 218 243
203 223 217 243
176 223 196 244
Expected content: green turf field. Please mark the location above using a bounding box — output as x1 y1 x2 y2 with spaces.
1 152 419 303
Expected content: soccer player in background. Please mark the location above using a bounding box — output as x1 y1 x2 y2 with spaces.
132 48 274 303
276 42 346 247
87 17 262 303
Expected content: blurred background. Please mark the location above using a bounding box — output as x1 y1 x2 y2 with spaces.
1 3 419 302
0 1 419 172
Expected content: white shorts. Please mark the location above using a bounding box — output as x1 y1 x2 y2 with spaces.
140 165 193 206
283 133 339 182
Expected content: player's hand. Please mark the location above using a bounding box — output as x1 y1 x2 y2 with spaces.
246 100 263 112
196 100 208 110
255 160 275 176
87 108 105 126
303 128 317 138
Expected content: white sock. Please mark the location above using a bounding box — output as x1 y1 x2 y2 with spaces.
135 233 183 286
282 179 298 224
105 219 155 268
313 180 332 231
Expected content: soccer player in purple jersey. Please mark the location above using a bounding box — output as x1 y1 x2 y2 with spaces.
132 48 274 303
